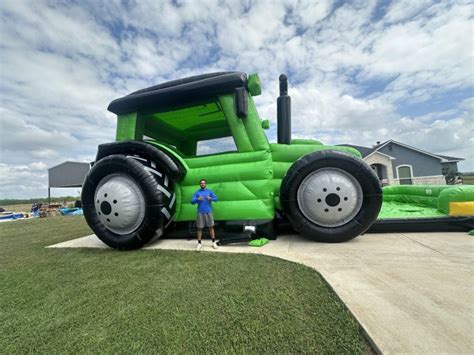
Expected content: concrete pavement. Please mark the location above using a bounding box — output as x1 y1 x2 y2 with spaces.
48 232 474 354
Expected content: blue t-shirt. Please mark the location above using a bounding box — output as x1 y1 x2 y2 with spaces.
191 188 218 214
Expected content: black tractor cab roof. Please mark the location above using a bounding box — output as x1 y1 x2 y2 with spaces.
108 71 247 115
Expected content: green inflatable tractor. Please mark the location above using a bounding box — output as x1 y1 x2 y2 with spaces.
82 72 382 249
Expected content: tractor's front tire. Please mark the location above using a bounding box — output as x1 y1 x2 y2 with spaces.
280 150 382 243
82 154 173 250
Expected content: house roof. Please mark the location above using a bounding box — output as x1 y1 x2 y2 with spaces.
48 161 91 170
435 154 464 163
364 150 396 160
339 140 464 162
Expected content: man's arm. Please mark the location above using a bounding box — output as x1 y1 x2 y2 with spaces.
209 191 218 202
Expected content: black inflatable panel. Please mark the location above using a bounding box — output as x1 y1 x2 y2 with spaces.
96 141 185 181
108 72 247 115
368 216 474 233
234 87 248 118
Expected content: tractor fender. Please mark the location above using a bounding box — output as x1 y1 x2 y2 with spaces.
95 141 185 181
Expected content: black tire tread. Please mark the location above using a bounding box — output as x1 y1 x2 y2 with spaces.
82 155 169 250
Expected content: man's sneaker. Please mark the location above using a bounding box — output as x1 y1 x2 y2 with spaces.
212 241 219 249
196 243 202 251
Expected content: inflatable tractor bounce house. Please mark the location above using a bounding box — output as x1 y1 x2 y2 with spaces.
82 72 383 250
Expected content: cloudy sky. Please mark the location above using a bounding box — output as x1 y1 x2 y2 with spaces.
0 0 473 199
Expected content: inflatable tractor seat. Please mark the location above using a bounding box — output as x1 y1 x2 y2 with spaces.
82 72 382 250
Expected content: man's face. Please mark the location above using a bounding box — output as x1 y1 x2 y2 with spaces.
200 180 206 189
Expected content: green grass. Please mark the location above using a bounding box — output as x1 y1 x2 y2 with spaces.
1 217 370 353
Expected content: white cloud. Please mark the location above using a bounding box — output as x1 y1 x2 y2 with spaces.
29 162 48 171
392 97 474 171
364 2 472 102
291 0 333 27
0 163 48 198
383 0 435 24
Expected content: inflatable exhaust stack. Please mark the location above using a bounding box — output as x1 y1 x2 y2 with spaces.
277 74 291 144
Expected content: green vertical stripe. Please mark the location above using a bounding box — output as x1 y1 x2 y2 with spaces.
116 112 143 141
218 95 253 152
243 96 269 151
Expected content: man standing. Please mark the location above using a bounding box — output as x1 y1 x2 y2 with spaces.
191 179 218 251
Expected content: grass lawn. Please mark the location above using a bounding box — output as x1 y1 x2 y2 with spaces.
1 216 371 353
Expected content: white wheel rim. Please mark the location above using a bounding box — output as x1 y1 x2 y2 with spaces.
94 173 146 235
297 168 363 227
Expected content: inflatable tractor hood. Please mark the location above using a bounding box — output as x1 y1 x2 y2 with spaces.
82 72 382 250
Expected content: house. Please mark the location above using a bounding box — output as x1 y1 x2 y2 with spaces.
339 140 464 186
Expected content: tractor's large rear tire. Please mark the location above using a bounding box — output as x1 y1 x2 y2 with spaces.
82 154 175 250
280 150 382 243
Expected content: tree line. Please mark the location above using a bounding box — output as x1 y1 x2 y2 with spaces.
0 196 80 206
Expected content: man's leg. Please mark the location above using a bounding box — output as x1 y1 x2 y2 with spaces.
196 213 203 251
209 226 218 249
196 228 203 251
